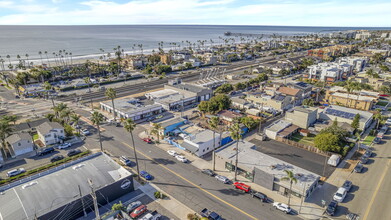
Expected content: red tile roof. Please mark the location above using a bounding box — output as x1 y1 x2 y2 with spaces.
277 86 300 96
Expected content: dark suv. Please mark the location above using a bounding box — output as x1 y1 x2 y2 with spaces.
67 149 82 157
251 191 268 202
325 200 338 216
37 147 55 156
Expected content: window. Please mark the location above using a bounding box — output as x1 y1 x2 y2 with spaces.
18 143 21 146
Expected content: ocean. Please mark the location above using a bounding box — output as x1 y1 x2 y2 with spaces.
0 25 390 63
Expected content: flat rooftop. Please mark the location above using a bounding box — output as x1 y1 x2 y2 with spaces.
146 89 179 99
291 106 317 114
169 83 207 93
185 129 215 144
216 141 320 193
265 120 291 132
0 153 132 220
322 105 373 122
101 98 162 115
332 92 376 102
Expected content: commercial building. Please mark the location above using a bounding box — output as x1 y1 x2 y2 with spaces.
159 117 187 136
318 105 373 130
100 98 163 122
5 133 34 157
164 82 212 102
0 153 134 220
285 106 318 129
215 141 320 200
36 122 65 146
182 129 221 157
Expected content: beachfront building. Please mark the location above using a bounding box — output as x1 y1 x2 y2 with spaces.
100 98 163 122
318 105 373 130
215 140 320 199
305 62 353 83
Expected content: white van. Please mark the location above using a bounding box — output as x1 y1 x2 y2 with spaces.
327 154 341 167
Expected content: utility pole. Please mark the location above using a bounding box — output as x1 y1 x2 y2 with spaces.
79 185 87 217
88 179 100 220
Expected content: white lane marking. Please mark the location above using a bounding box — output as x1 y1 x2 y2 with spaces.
13 188 28 219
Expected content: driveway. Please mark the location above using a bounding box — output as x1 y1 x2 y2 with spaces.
249 138 336 177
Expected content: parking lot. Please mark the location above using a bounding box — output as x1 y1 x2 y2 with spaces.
249 138 336 177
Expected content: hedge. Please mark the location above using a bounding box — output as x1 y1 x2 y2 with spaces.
0 150 91 185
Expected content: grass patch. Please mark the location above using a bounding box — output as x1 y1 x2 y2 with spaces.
362 135 375 146
0 150 91 185
376 101 388 107
290 133 315 146
32 134 39 141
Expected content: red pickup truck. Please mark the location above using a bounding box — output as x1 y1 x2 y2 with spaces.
234 182 251 193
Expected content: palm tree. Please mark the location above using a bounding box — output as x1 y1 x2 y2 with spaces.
84 77 91 93
0 120 13 159
60 108 72 124
150 123 162 143
124 118 140 177
70 114 81 133
91 111 104 151
43 81 55 108
44 51 50 67
52 103 68 118
2 115 18 125
208 116 220 171
281 170 298 206
343 80 354 107
105 88 117 121
229 123 242 181
373 110 383 129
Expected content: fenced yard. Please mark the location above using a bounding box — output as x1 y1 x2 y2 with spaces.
290 133 316 146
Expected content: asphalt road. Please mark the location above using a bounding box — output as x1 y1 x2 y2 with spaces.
249 139 335 177
341 129 391 220
79 114 301 220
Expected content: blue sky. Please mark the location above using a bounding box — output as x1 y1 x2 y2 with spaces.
0 0 390 26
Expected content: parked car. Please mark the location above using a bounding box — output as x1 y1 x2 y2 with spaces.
140 171 153 180
333 187 348 202
130 205 147 218
201 169 216 177
273 202 291 214
379 125 388 133
354 163 364 173
233 182 251 193
251 191 268 202
346 213 360 220
167 150 177 156
50 155 65 163
142 138 153 144
81 129 90 135
7 168 26 177
385 118 391 125
126 201 142 213
175 155 188 163
373 137 381 144
57 142 72 149
37 147 55 156
325 200 338 216
200 208 222 220
120 156 132 166
156 115 163 119
67 149 82 157
215 175 230 184
342 180 352 192
363 150 373 158
360 156 369 164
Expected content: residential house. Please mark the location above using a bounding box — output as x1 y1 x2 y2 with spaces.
231 97 253 110
289 82 313 99
277 86 303 106
265 120 299 140
285 106 318 129
36 122 65 146
12 118 50 133
5 133 34 157
218 110 243 123
246 92 291 112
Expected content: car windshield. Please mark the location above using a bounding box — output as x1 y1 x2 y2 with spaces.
336 193 342 197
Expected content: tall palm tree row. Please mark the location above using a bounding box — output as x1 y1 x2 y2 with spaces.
281 170 298 206
229 123 242 181
105 88 117 121
91 111 105 151
124 118 140 177
0 119 13 159
208 116 220 171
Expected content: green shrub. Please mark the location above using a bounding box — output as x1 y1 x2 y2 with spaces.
154 191 167 199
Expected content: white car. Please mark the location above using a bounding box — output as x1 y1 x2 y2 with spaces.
175 155 188 163
273 202 291 214
333 187 347 202
167 150 177 156
386 119 391 125
81 129 90 135
57 142 71 149
215 175 230 184
7 168 26 177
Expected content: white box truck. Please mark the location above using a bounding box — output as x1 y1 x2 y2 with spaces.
328 154 341 167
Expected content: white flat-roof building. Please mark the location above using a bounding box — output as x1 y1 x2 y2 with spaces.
215 141 320 200
307 62 353 82
181 129 220 157
265 120 292 140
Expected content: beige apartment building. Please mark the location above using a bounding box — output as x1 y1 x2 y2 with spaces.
246 92 291 111
325 91 376 111
285 106 318 129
